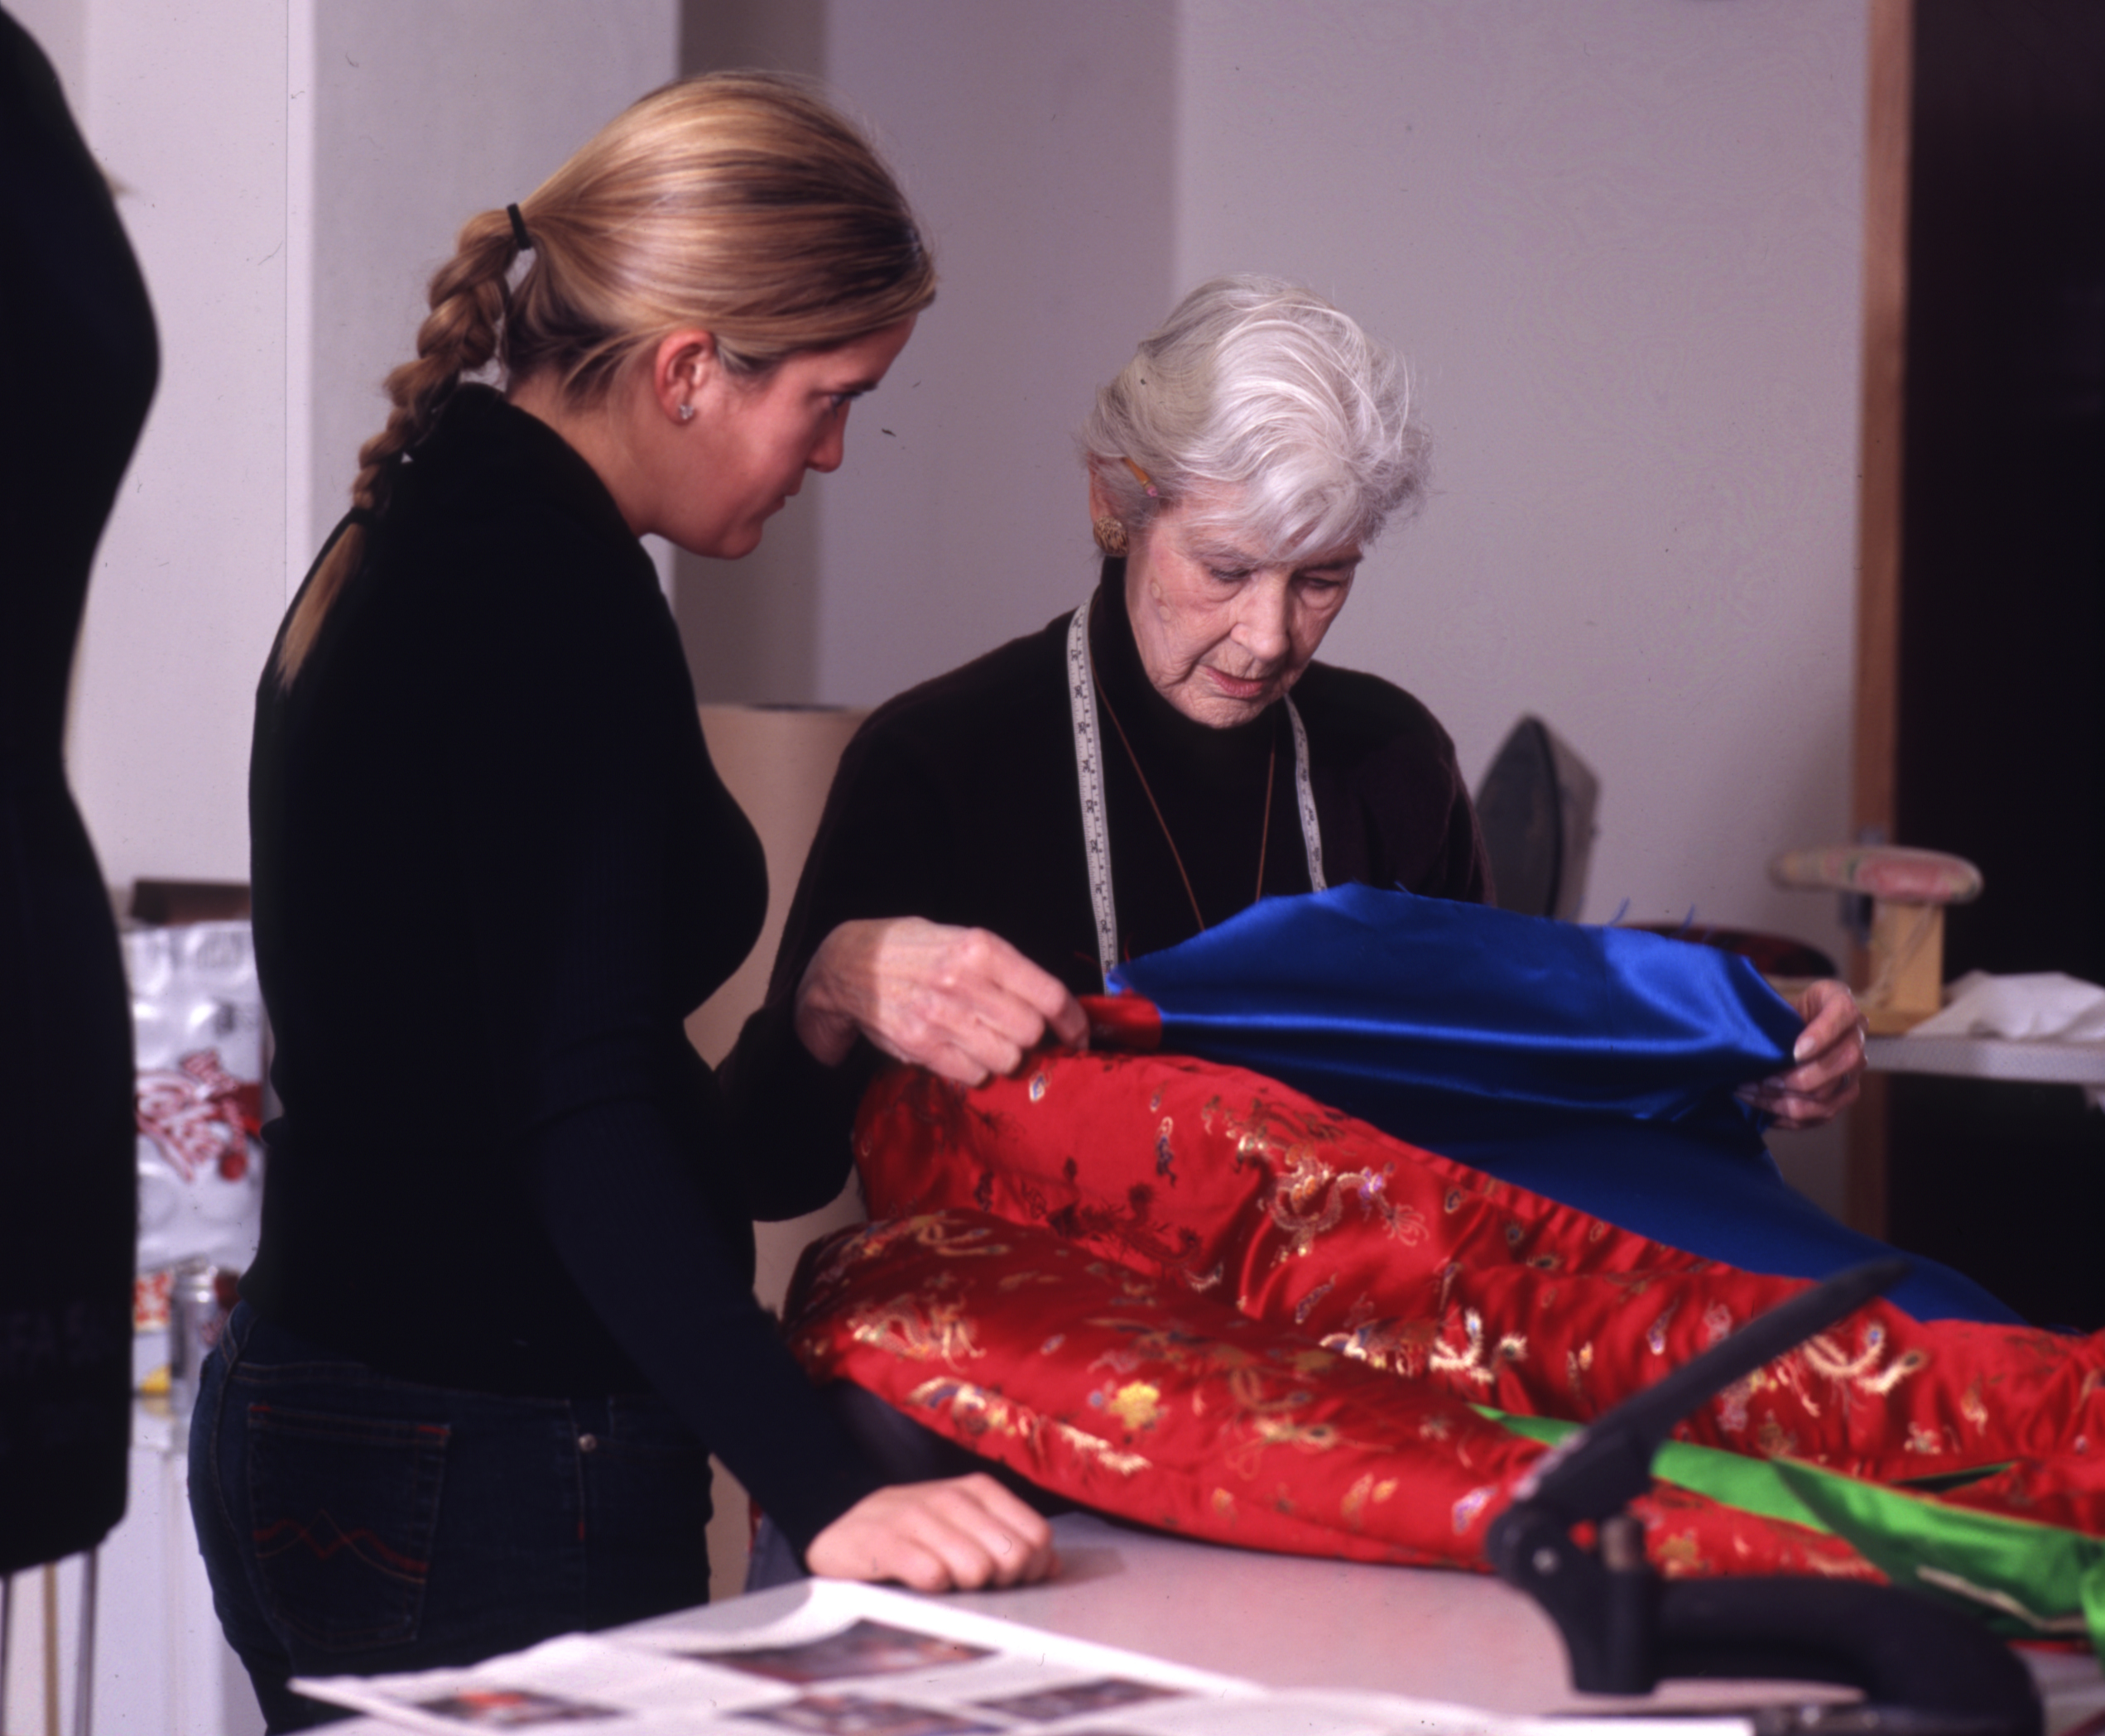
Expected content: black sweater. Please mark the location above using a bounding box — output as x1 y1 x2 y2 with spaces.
722 567 1490 1176
246 387 882 1549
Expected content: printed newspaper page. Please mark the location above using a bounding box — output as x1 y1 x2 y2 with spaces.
292 1580 1752 1736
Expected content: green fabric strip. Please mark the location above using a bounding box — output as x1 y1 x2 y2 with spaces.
1478 1406 2101 1663
1774 1462 2101 1661
1480 1408 1833 1535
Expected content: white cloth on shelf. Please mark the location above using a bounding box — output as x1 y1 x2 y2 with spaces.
1910 970 2105 1044
1909 971 2105 1110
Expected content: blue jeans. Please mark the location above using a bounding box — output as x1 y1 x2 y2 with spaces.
189 1303 713 1732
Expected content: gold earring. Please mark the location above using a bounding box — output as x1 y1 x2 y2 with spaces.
1092 515 1128 556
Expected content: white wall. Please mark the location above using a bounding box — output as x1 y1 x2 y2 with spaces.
305 2 679 565
801 0 1181 704
678 0 1182 703
57 0 291 896
1175 0 1867 944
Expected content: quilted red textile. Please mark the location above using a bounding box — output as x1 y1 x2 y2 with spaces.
786 1048 2105 1575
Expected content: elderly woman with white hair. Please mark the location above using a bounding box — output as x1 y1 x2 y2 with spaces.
726 276 1862 1139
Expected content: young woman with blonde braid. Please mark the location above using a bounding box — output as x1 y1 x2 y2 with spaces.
191 74 1050 1732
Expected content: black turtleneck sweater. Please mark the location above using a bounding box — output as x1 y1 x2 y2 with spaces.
246 387 882 1551
720 565 1489 1175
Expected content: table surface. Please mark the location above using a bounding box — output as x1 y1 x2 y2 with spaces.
328 1512 2105 1730
915 1513 1842 1715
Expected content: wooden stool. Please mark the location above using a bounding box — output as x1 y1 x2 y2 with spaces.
1768 846 1983 1034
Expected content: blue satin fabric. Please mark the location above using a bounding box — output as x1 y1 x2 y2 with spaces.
1110 885 2020 1325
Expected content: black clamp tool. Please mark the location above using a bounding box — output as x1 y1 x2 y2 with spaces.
1485 1257 2044 1735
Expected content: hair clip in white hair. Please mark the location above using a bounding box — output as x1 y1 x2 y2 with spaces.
1122 456 1158 498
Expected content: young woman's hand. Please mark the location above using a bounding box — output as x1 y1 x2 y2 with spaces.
793 917 1088 1084
1737 978 1867 1130
804 1474 1058 1590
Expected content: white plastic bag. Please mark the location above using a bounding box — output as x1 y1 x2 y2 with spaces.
125 921 266 1277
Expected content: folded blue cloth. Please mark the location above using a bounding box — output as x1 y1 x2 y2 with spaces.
1112 885 2020 1325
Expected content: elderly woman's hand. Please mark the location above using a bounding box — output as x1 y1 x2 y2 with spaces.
1736 978 1867 1131
794 917 1089 1085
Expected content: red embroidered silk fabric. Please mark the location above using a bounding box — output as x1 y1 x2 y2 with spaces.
787 1048 2105 1578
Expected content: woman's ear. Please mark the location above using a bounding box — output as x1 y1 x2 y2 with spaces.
650 329 718 423
1087 465 1132 558
1086 464 1116 524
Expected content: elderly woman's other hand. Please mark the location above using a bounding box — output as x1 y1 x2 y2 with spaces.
795 917 1089 1084
805 1474 1058 1591
1737 978 1867 1130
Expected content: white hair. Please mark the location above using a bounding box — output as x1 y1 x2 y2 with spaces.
1080 276 1430 562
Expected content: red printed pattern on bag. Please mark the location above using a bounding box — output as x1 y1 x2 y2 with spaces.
135 1050 262 1183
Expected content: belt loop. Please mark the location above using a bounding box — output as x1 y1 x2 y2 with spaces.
218 1298 252 1378
202 1301 253 1541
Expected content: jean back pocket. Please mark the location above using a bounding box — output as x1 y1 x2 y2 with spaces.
246 1403 449 1652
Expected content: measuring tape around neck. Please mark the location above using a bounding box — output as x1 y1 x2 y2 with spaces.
1065 600 1324 987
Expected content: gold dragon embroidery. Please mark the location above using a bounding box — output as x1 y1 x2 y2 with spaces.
906 1378 1154 1476
846 1291 984 1368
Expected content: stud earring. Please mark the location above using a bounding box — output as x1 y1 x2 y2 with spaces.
1092 516 1129 556
675 402 694 423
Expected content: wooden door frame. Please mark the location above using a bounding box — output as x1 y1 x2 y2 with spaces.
1848 0 1913 1234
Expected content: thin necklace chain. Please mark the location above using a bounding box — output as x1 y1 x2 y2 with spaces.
1092 671 1276 937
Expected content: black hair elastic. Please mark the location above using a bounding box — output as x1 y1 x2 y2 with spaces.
506 202 533 253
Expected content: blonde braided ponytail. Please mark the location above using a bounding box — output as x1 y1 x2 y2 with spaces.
276 210 517 683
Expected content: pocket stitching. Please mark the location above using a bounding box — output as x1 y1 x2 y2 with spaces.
246 1404 449 1652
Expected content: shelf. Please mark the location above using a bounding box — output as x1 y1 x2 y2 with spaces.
1865 1034 2105 1086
